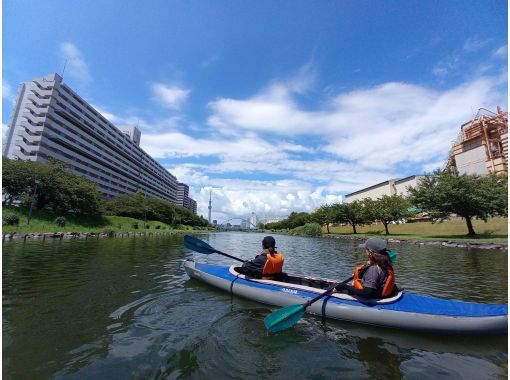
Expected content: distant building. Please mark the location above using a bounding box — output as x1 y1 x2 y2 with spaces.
248 212 257 229
3 73 197 213
176 183 196 213
259 216 286 224
445 108 508 175
345 175 427 203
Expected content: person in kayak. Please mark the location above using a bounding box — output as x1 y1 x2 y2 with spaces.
235 236 285 279
334 237 396 298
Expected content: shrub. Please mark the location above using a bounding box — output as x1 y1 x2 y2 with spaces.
289 222 322 237
3 215 19 226
155 225 161 229
132 222 139 229
173 224 192 230
145 224 150 229
54 216 66 227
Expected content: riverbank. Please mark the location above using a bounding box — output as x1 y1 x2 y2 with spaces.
2 206 212 235
2 230 189 241
322 234 507 250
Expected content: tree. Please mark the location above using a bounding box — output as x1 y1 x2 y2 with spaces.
3 158 39 205
311 204 334 233
331 201 366 234
3 158 101 215
408 170 508 236
266 211 311 230
366 195 411 235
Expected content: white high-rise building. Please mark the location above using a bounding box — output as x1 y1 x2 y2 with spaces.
248 212 257 229
3 73 196 213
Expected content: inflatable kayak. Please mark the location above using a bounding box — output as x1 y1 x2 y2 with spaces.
184 260 507 335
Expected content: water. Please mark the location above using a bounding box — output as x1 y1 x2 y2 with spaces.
2 232 507 379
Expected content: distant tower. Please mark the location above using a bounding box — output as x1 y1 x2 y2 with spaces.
208 191 212 224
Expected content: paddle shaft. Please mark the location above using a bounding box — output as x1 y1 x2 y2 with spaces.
303 276 354 309
213 249 247 263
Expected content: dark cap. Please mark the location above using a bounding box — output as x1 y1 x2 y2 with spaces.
262 236 276 249
358 237 387 254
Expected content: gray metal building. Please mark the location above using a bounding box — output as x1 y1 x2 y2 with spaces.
3 73 196 213
345 175 427 203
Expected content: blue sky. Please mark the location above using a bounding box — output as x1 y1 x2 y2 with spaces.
3 1 508 223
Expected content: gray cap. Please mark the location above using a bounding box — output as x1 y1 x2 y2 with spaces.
359 237 387 253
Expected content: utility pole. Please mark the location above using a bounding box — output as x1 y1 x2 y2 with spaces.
208 191 212 224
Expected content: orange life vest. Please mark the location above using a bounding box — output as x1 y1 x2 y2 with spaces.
261 251 284 280
353 263 395 297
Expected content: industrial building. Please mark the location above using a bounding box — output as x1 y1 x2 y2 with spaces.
445 108 508 175
345 175 426 203
3 73 196 213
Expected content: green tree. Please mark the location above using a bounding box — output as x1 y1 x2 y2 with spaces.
311 204 334 233
286 211 311 229
102 194 143 218
2 158 37 205
408 170 508 236
3 158 101 215
365 195 411 235
331 201 366 234
267 211 311 230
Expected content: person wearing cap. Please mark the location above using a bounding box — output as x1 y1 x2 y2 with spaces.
236 236 285 279
334 237 397 298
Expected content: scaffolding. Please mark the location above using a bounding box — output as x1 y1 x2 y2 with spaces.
445 107 508 175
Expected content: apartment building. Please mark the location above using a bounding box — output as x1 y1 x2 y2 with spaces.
3 73 196 213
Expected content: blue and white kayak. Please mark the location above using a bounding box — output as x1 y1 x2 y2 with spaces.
184 260 507 335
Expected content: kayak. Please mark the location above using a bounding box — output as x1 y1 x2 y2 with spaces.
184 260 508 335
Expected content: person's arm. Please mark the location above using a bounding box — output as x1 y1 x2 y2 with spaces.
241 254 266 272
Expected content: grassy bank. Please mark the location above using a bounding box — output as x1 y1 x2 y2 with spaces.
324 217 507 244
2 206 211 234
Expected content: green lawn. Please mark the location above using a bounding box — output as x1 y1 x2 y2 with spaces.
2 206 207 234
325 217 508 244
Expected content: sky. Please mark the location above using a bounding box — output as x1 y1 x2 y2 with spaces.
2 1 508 224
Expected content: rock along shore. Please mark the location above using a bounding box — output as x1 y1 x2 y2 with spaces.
322 234 507 251
2 231 181 241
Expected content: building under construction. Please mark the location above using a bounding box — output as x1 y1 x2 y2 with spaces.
445 107 508 175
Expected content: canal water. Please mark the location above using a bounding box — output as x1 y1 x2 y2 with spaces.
2 232 507 379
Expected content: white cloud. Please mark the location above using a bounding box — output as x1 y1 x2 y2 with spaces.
494 44 508 58
186 180 342 222
2 82 13 101
463 37 492 52
206 76 504 170
59 42 92 83
432 54 461 77
152 83 190 110
2 123 10 143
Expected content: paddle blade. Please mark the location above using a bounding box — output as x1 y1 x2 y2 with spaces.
264 304 306 333
183 235 216 254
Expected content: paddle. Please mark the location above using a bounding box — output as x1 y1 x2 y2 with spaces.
264 275 354 333
183 235 246 263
